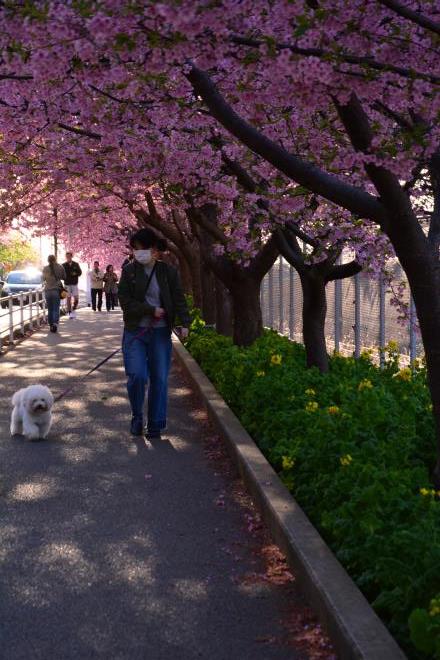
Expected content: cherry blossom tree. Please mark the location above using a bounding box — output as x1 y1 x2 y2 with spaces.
1 0 440 478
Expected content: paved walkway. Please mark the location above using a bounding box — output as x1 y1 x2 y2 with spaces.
0 309 332 659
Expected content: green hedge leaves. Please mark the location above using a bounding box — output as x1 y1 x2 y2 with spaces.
186 326 440 658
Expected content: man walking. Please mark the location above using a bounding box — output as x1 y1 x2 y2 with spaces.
62 251 82 319
90 260 105 311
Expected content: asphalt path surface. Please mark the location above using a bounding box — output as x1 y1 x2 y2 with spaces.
0 288 91 340
0 309 331 659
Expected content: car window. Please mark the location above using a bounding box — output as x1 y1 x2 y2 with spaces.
7 272 42 284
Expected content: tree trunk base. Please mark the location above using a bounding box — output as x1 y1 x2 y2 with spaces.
433 458 440 490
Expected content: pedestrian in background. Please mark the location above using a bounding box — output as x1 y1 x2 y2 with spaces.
62 251 82 319
103 264 118 312
42 255 66 333
90 260 104 311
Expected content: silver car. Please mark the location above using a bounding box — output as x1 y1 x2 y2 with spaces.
0 269 43 308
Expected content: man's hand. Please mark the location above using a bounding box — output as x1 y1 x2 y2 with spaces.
154 307 166 319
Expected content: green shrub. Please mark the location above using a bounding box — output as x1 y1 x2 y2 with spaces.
409 596 440 658
186 327 440 658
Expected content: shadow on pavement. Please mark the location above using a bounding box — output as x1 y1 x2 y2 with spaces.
0 309 317 660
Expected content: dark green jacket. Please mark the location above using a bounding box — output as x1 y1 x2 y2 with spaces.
118 260 191 331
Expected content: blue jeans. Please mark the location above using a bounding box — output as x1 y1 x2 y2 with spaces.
45 289 61 326
122 326 172 432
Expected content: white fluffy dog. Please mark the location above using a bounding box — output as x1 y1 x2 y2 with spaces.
10 384 54 440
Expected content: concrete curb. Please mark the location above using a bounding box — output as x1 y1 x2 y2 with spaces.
172 335 406 660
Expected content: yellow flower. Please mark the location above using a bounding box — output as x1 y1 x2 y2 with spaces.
386 340 399 352
271 354 282 365
394 367 412 382
282 456 295 470
358 379 373 391
360 348 374 360
340 454 353 466
427 403 433 412
419 487 438 497
430 598 440 617
305 401 319 413
256 370 265 377
305 388 316 397
327 406 340 415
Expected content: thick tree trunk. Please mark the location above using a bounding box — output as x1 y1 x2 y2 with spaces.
186 252 203 310
175 253 192 296
186 203 277 346
333 94 440 486
385 218 440 486
300 271 329 372
215 278 233 336
200 258 217 325
229 277 263 346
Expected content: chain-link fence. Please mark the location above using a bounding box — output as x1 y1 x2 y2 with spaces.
260 257 422 364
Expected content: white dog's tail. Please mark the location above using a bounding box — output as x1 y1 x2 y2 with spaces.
11 389 25 407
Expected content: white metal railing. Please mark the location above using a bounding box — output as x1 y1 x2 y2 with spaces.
0 289 46 346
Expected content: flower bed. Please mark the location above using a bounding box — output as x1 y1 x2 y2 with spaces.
186 324 440 658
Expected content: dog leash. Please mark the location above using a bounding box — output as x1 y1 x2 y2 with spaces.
54 264 159 404
53 324 158 403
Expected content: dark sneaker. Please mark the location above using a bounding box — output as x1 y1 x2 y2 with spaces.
50 324 57 333
130 417 144 436
145 430 161 440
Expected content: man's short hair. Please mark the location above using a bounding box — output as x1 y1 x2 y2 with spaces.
66 251 72 256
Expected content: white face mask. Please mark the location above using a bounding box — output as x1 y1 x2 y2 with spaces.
134 249 153 265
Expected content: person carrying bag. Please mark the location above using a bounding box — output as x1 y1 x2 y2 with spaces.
42 255 66 333
103 264 119 311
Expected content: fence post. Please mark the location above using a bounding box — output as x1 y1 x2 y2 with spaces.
334 276 342 353
279 256 284 333
409 296 417 365
354 272 361 358
19 293 25 335
268 267 274 328
36 290 40 326
29 291 33 330
289 265 295 340
8 296 14 344
379 276 386 367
